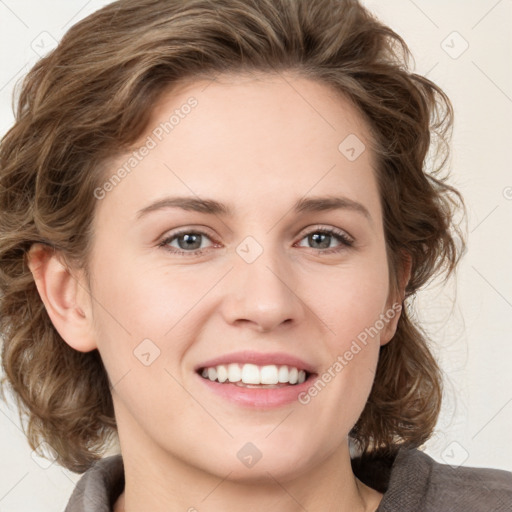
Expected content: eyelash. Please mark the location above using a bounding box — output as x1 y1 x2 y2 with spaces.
158 226 354 257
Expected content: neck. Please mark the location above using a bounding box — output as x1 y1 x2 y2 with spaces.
111 391 382 512
113 434 382 512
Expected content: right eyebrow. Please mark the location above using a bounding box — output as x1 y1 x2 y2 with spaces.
136 196 233 220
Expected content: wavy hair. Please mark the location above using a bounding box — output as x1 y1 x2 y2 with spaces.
0 0 466 473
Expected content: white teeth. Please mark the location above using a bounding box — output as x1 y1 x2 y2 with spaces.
216 364 228 383
278 365 289 383
227 363 242 382
260 365 279 385
242 364 260 384
207 367 217 381
200 363 309 386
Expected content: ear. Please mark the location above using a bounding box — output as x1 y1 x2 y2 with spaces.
27 243 97 352
380 251 412 346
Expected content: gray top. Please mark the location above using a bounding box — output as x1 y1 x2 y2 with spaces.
64 447 512 511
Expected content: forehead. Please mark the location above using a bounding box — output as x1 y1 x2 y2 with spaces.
94 72 381 228
149 71 373 152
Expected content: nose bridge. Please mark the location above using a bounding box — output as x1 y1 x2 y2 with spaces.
222 233 302 331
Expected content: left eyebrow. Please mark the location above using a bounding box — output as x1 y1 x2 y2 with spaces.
136 194 373 225
293 196 372 224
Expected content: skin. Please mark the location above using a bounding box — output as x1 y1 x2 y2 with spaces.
29 72 410 512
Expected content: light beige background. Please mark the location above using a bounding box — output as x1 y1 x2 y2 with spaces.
0 0 511 509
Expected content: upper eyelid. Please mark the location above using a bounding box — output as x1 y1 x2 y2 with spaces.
160 224 354 247
298 224 353 239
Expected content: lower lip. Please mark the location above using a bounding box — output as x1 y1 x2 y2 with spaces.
196 373 317 408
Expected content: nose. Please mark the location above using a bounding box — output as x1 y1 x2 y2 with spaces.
220 244 304 333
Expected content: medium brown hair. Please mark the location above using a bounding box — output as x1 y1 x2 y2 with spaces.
0 0 466 473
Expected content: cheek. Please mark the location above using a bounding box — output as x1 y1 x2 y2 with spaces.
89 251 199 336
308 251 391 349
301 248 390 404
87 249 224 395
298 278 386 450
85 253 174 380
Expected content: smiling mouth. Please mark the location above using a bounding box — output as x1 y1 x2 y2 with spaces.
197 362 313 388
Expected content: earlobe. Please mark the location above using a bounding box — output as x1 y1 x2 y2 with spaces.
380 252 412 346
27 243 97 353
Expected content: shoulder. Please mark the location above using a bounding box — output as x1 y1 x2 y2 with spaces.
383 447 512 512
64 454 124 511
353 446 512 512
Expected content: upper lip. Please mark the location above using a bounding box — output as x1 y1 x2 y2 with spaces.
195 350 317 374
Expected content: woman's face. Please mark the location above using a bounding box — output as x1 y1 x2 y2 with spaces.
83 73 404 480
